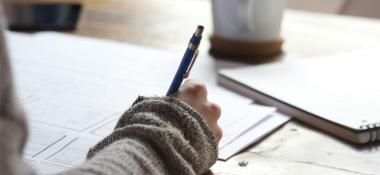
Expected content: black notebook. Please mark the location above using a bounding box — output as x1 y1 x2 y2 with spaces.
218 47 380 144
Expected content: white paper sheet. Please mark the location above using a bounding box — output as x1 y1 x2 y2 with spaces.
48 138 99 166
92 118 119 137
6 31 289 173
218 112 290 160
33 162 70 175
219 105 276 148
24 127 66 158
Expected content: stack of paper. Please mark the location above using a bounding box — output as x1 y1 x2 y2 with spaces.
7 32 289 174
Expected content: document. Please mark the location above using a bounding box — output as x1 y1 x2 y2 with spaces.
24 127 66 158
33 162 70 175
7 31 289 173
92 117 119 137
48 138 99 166
24 99 117 131
219 112 290 160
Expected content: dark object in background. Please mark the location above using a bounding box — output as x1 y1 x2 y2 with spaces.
4 3 82 31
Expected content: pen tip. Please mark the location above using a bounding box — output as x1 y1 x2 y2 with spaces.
195 25 204 37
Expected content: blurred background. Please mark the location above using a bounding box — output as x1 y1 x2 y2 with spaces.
3 0 380 56
288 0 380 19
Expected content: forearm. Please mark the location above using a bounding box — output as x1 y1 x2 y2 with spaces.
60 96 218 175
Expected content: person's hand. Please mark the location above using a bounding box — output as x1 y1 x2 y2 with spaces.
171 79 222 141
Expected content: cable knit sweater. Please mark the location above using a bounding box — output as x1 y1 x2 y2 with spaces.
0 4 218 175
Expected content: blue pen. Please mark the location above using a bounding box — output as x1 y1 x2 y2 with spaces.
166 25 204 96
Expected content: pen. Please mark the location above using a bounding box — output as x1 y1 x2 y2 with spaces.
166 25 204 96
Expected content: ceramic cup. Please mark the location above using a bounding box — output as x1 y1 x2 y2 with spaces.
210 0 285 63
212 0 284 42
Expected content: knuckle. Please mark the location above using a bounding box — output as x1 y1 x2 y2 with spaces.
206 102 221 119
210 103 221 119
194 84 207 94
188 83 207 97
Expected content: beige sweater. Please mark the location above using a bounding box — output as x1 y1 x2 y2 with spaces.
0 4 218 175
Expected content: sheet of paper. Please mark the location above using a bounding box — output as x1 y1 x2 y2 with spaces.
33 162 70 175
24 99 117 131
24 127 66 158
219 105 276 149
219 112 290 160
92 118 119 137
48 138 99 166
7 31 288 173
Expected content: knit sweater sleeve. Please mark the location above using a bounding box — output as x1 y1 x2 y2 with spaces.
58 96 219 175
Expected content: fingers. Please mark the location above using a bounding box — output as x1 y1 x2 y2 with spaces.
204 102 222 141
214 125 223 142
204 102 221 121
181 79 208 102
172 79 223 142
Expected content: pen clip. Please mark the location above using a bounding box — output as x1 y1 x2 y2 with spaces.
184 50 199 78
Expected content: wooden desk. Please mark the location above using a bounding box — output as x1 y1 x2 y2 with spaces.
39 0 380 174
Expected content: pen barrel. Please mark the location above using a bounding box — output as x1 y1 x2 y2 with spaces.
188 33 202 49
190 35 202 45
166 25 203 96
166 48 196 96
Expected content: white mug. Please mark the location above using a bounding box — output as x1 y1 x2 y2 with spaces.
212 0 285 42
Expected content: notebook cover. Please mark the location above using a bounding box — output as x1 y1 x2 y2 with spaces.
218 47 380 133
